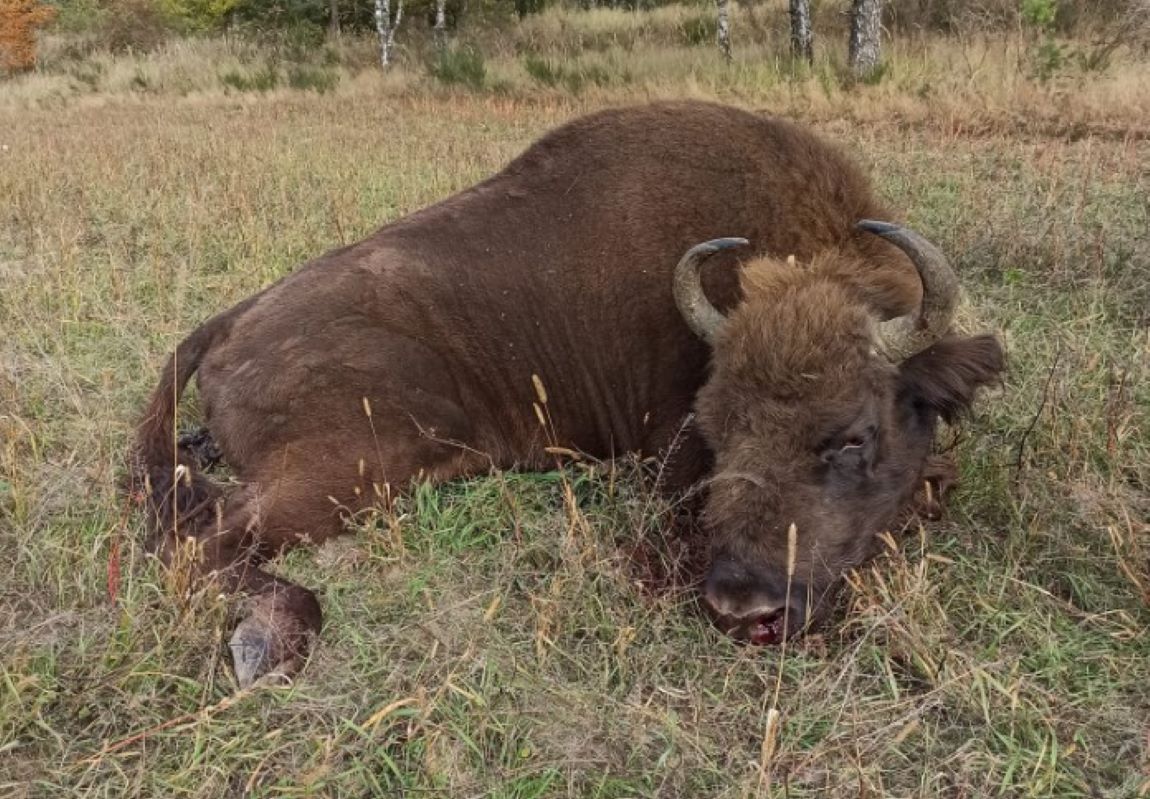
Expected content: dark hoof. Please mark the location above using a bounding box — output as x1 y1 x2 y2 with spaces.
228 588 321 689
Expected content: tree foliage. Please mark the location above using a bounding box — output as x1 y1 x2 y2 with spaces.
159 0 242 30
0 0 56 73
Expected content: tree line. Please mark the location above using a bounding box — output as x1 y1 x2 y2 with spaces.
715 0 885 79
1 0 1141 76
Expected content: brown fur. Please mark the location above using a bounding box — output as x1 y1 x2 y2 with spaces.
696 256 1003 636
130 101 999 680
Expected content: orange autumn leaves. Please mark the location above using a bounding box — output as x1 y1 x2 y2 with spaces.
1 0 56 73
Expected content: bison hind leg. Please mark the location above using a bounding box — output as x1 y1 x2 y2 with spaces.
221 480 348 687
157 477 342 689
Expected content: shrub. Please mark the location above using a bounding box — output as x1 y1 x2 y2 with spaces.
99 0 174 53
0 0 57 73
679 13 714 47
514 0 550 16
522 53 621 93
1021 0 1058 30
129 67 152 91
286 63 339 92
66 58 105 89
427 45 486 88
220 64 280 90
522 52 560 85
883 0 1136 35
158 0 240 31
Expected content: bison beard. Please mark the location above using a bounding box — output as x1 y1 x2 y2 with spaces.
129 101 1003 687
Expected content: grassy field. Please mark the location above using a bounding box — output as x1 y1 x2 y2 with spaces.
2 17 1149 798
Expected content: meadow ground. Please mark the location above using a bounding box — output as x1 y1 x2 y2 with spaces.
1 18 1149 798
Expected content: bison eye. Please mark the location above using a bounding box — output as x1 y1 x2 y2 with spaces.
820 444 857 464
818 426 877 467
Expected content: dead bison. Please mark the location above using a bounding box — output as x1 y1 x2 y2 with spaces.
131 101 1003 686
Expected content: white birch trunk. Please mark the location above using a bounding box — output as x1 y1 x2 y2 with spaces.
716 0 732 62
848 0 883 79
433 0 447 46
789 0 813 64
374 0 404 68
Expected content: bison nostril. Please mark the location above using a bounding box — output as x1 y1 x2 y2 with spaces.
702 555 810 643
702 556 776 617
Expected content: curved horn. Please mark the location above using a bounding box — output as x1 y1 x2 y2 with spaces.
856 220 959 360
673 237 749 343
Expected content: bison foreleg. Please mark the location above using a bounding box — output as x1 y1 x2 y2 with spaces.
156 482 329 689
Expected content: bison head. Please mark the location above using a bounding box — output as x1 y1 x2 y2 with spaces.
676 223 1004 645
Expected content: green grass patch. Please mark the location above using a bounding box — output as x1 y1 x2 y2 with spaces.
427 46 488 89
522 53 623 93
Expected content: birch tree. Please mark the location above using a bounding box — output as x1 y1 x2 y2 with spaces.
328 0 340 37
374 0 404 68
848 0 883 80
716 0 731 62
433 0 447 46
789 0 813 64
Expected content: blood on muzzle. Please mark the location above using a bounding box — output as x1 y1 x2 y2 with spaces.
701 554 807 646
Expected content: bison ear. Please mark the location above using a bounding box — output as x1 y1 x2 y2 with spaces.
897 335 1005 424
